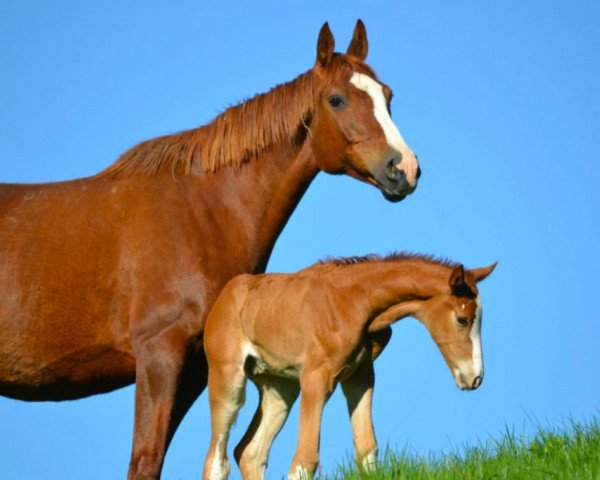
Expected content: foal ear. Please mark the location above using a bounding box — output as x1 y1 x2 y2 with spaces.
346 19 368 60
316 22 335 67
449 264 466 293
449 264 477 297
469 262 498 283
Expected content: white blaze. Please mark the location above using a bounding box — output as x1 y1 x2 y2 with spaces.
349 72 409 155
471 296 483 378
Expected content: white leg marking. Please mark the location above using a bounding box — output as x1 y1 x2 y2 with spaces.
208 436 229 480
362 447 378 471
288 465 310 480
249 383 291 474
208 369 245 480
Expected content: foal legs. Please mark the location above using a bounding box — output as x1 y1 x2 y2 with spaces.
234 376 300 480
340 361 378 471
288 367 332 479
202 361 247 480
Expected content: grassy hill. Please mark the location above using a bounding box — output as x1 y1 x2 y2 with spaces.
325 415 600 480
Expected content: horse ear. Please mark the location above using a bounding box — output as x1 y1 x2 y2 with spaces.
449 264 466 293
316 22 335 67
347 19 368 60
469 262 498 283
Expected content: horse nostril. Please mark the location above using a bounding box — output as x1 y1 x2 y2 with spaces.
472 376 482 389
386 157 404 182
416 165 422 179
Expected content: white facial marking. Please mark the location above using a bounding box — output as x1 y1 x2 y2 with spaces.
452 297 484 388
349 72 408 154
470 296 483 378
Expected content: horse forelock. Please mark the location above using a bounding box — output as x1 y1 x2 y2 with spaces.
96 55 379 178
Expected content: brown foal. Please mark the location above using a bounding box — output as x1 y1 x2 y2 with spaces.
202 253 496 479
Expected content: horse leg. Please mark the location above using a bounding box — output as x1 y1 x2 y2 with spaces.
202 359 247 480
234 376 300 480
288 368 331 479
127 321 196 480
166 349 209 448
340 361 378 471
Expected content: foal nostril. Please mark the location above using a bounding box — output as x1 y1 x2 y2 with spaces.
416 165 422 180
472 376 482 389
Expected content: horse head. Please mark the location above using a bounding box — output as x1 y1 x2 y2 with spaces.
309 21 421 202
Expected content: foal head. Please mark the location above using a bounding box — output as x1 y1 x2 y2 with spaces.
418 262 497 390
309 21 420 202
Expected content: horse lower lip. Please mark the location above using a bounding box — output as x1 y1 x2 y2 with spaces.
379 183 407 201
381 189 406 203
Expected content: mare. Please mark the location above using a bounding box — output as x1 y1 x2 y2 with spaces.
202 253 496 480
0 21 420 479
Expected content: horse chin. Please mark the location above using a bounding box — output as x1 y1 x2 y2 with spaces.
380 187 407 203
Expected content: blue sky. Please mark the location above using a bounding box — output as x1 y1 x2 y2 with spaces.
1 1 599 479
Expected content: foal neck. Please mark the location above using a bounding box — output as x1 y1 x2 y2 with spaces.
320 257 453 321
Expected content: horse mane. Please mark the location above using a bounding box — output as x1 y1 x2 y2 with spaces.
96 56 376 178
315 251 460 269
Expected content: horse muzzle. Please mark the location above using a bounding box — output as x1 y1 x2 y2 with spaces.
376 156 420 202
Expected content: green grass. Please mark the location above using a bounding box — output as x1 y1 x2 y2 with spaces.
324 415 600 480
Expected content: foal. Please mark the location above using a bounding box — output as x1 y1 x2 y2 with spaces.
202 253 496 479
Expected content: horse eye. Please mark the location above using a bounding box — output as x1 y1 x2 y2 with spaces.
457 316 470 327
328 95 346 109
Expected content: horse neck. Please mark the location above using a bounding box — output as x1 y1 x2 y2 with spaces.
187 137 319 274
239 140 319 272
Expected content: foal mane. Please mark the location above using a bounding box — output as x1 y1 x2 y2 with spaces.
316 251 459 269
96 56 376 178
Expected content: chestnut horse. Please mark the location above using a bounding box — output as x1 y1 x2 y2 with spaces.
0 21 419 479
202 253 496 480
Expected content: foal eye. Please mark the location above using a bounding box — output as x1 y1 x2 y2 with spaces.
457 316 470 327
328 95 346 109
